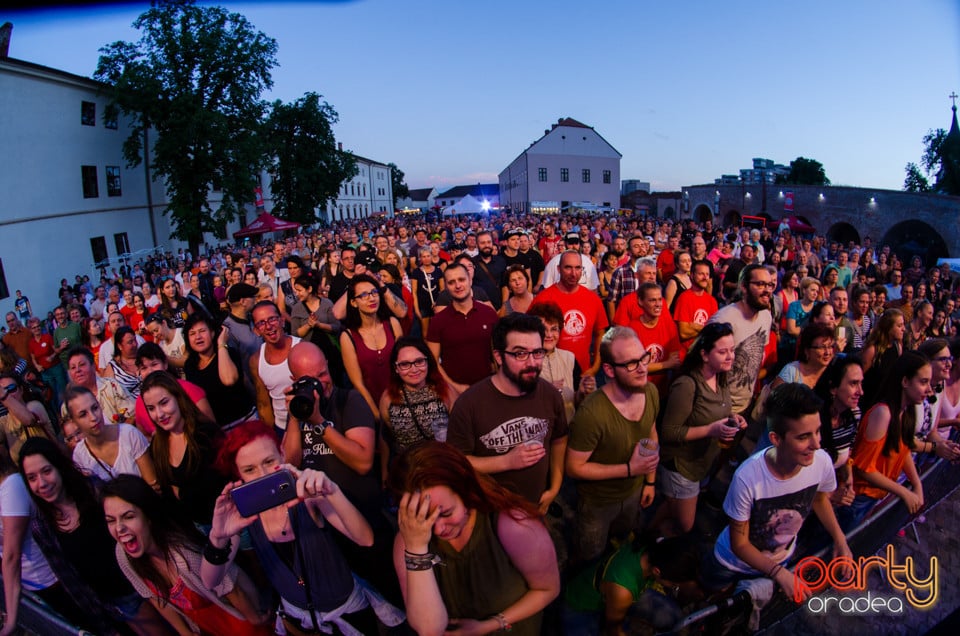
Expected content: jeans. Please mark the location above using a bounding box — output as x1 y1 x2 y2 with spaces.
574 487 644 564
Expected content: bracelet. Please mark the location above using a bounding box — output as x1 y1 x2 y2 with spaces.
626 462 632 478
491 612 512 633
203 538 232 565
768 563 783 578
404 552 444 571
644 481 656 487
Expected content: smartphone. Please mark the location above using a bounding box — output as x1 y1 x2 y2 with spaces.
230 470 298 517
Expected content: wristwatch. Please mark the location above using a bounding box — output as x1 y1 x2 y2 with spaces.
311 419 334 439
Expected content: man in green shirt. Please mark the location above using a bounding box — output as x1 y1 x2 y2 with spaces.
565 326 660 564
52 306 82 368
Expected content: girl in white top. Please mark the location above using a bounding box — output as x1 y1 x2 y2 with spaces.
64 386 159 488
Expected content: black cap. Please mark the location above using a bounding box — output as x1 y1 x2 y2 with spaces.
504 228 523 239
226 283 258 303
564 232 581 244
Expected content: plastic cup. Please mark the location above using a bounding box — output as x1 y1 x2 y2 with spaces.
637 438 659 456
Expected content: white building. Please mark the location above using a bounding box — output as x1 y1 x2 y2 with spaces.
324 149 393 222
499 117 621 215
435 184 499 210
0 45 388 315
397 187 438 213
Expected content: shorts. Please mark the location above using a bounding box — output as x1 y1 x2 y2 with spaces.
659 465 700 500
111 590 146 620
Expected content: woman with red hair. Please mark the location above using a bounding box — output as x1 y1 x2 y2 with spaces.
389 442 559 636
204 421 404 636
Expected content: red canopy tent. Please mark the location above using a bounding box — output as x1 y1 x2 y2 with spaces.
233 211 301 238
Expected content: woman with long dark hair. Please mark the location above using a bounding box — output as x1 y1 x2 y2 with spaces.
182 313 255 430
19 438 169 635
389 442 560 636
656 322 742 535
814 357 865 507
79 317 105 369
289 271 345 383
103 475 271 635
839 351 930 531
140 371 226 528
205 421 403 636
103 326 143 398
379 337 458 454
158 276 196 329
340 274 403 417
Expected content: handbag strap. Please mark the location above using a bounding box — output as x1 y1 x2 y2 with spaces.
401 387 434 442
290 506 321 632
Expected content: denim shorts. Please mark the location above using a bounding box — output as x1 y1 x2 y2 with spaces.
111 590 145 620
659 465 701 499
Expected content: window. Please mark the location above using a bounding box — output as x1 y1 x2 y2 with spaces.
81 101 96 126
538 168 547 182
560 168 569 183
106 166 122 196
104 104 118 130
81 165 99 198
114 232 130 256
603 170 611 184
90 237 108 266
582 169 591 183
0 259 8 301
351 184 355 196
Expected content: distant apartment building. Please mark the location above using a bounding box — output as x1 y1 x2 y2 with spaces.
435 184 499 209
715 158 789 185
621 180 651 196
499 117 621 215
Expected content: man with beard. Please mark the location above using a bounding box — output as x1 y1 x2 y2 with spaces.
722 243 755 303
610 235 629 268
606 235 646 317
673 259 719 354
447 313 568 510
249 301 301 436
565 327 660 563
426 262 499 391
471 230 508 310
708 264 774 416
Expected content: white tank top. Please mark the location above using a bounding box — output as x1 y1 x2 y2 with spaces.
258 337 300 430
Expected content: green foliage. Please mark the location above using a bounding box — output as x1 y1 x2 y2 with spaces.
388 162 409 209
264 93 357 225
921 129 947 175
903 162 930 192
94 0 278 252
775 157 830 186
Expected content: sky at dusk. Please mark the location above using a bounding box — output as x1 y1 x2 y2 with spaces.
5 0 960 192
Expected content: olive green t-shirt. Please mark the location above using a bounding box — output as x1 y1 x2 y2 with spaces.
568 384 659 506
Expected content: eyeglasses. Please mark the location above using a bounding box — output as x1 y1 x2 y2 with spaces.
396 357 428 372
933 356 955 364
501 348 547 361
808 344 834 352
253 315 281 330
608 350 653 371
353 290 379 301
749 281 776 290
1 384 17 396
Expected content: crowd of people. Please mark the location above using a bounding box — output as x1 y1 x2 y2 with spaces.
0 211 958 635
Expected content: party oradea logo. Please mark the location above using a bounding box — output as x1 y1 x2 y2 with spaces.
794 544 938 615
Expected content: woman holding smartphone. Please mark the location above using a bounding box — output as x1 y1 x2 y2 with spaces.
103 475 272 636
204 421 404 636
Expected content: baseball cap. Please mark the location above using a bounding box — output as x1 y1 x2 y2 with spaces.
226 283 258 303
565 232 582 244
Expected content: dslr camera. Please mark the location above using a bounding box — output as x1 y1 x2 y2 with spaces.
289 376 327 422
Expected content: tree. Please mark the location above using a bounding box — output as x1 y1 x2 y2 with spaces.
95 0 278 256
388 162 409 210
263 93 357 226
903 162 930 192
775 157 830 186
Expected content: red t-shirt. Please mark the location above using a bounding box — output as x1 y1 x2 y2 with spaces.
538 236 563 262
672 289 719 353
532 285 608 372
657 249 676 283
28 334 57 370
615 296 682 396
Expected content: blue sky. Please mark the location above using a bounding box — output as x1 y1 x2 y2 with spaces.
5 0 959 191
